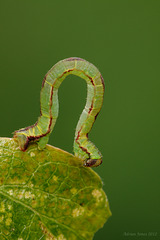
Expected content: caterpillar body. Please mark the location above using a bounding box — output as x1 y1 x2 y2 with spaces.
14 57 105 167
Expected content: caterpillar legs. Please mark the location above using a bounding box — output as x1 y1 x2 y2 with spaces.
37 135 49 150
74 140 102 167
14 131 49 151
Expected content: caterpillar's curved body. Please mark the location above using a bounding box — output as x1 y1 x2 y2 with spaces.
14 57 105 167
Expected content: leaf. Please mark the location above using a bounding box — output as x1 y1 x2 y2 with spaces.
0 138 111 240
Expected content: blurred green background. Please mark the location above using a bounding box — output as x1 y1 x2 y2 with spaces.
0 0 160 239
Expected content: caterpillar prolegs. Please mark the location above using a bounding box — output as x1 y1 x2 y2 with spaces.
14 57 105 167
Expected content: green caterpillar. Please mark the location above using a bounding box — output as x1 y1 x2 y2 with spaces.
14 57 105 167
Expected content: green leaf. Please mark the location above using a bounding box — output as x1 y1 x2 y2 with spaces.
0 138 111 240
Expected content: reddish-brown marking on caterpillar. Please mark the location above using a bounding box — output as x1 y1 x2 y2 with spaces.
75 128 92 161
42 75 47 88
88 101 94 114
66 57 85 61
100 74 105 90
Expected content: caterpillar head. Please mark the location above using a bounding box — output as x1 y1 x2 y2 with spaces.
83 158 102 167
